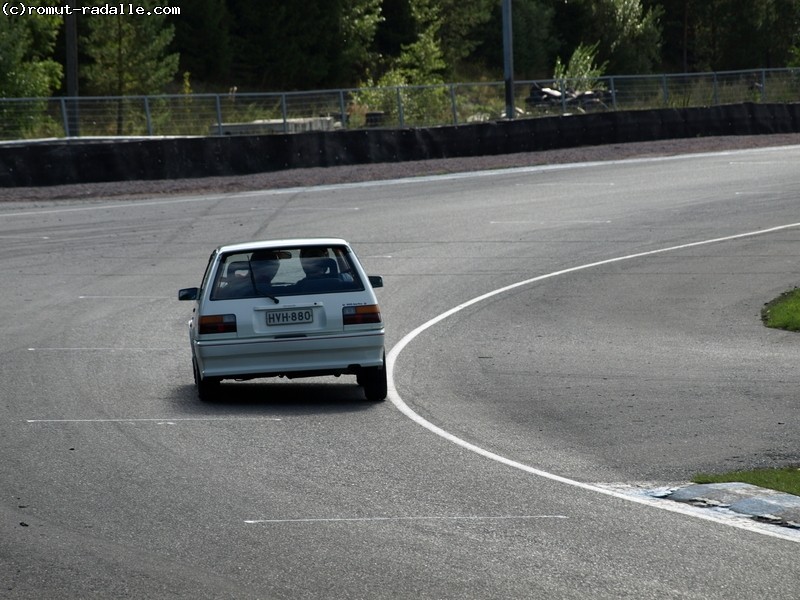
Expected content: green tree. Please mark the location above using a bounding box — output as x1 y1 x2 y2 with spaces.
340 0 385 84
553 0 662 74
511 0 558 79
790 45 800 68
355 0 448 123
227 0 350 90
649 0 693 71
0 4 62 97
652 0 800 72
472 0 558 79
436 0 495 76
395 0 446 82
222 0 382 90
762 0 800 67
361 0 447 87
364 0 446 86
553 42 608 90
81 0 179 95
592 0 663 73
373 0 417 64
171 0 232 86
692 0 800 71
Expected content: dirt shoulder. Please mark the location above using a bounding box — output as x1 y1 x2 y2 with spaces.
3 133 800 202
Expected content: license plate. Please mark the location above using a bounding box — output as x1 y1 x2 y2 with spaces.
266 308 314 326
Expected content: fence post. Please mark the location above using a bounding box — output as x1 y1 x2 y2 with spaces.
214 94 223 135
662 74 669 105
450 84 458 125
394 87 403 127
144 96 153 136
61 96 81 137
609 77 617 110
60 98 70 137
281 94 288 133
712 72 719 105
559 79 567 113
760 69 767 102
338 90 347 129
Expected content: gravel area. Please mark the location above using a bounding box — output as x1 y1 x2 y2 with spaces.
3 133 800 202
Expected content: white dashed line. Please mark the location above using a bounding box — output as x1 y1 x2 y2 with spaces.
245 515 568 524
78 295 172 299
490 219 613 224
28 347 180 352
27 417 282 424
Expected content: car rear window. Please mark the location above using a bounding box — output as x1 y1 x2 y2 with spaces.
210 245 365 300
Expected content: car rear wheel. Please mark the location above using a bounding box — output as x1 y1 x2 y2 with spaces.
359 356 387 402
193 357 220 401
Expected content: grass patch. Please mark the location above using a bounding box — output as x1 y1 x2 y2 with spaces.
762 287 800 331
693 467 800 496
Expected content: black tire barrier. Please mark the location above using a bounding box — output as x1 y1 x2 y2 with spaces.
2 102 799 187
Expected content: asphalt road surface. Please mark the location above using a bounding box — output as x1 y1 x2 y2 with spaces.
2 145 799 598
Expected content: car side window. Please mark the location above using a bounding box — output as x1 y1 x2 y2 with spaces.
198 250 217 297
211 253 258 300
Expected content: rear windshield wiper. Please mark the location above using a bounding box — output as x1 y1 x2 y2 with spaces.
246 259 280 303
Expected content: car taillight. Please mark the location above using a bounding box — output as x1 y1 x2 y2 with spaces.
199 314 237 334
343 304 382 325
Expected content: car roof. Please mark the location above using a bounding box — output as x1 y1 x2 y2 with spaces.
216 238 351 255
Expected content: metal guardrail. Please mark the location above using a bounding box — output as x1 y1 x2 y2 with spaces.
1 68 799 141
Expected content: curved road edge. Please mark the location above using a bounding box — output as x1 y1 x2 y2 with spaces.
386 221 800 543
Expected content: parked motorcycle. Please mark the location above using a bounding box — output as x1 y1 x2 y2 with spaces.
524 82 611 114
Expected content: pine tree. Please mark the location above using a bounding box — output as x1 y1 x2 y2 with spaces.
81 0 179 96
172 0 232 86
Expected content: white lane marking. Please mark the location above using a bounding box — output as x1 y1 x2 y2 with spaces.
28 347 180 351
251 206 361 211
1 145 798 219
490 220 612 224
0 234 50 239
27 418 282 424
386 221 800 544
78 295 172 299
245 515 567 524
0 195 228 218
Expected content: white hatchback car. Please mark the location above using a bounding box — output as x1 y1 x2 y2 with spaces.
179 238 386 401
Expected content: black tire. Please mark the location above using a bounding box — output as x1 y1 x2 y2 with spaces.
193 357 220 401
360 356 387 402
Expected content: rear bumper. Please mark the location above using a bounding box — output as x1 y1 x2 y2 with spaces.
194 330 385 379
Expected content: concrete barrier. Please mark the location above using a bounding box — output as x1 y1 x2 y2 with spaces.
2 102 799 187
212 117 337 136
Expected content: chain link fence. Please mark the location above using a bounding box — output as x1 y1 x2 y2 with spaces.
1 68 799 141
